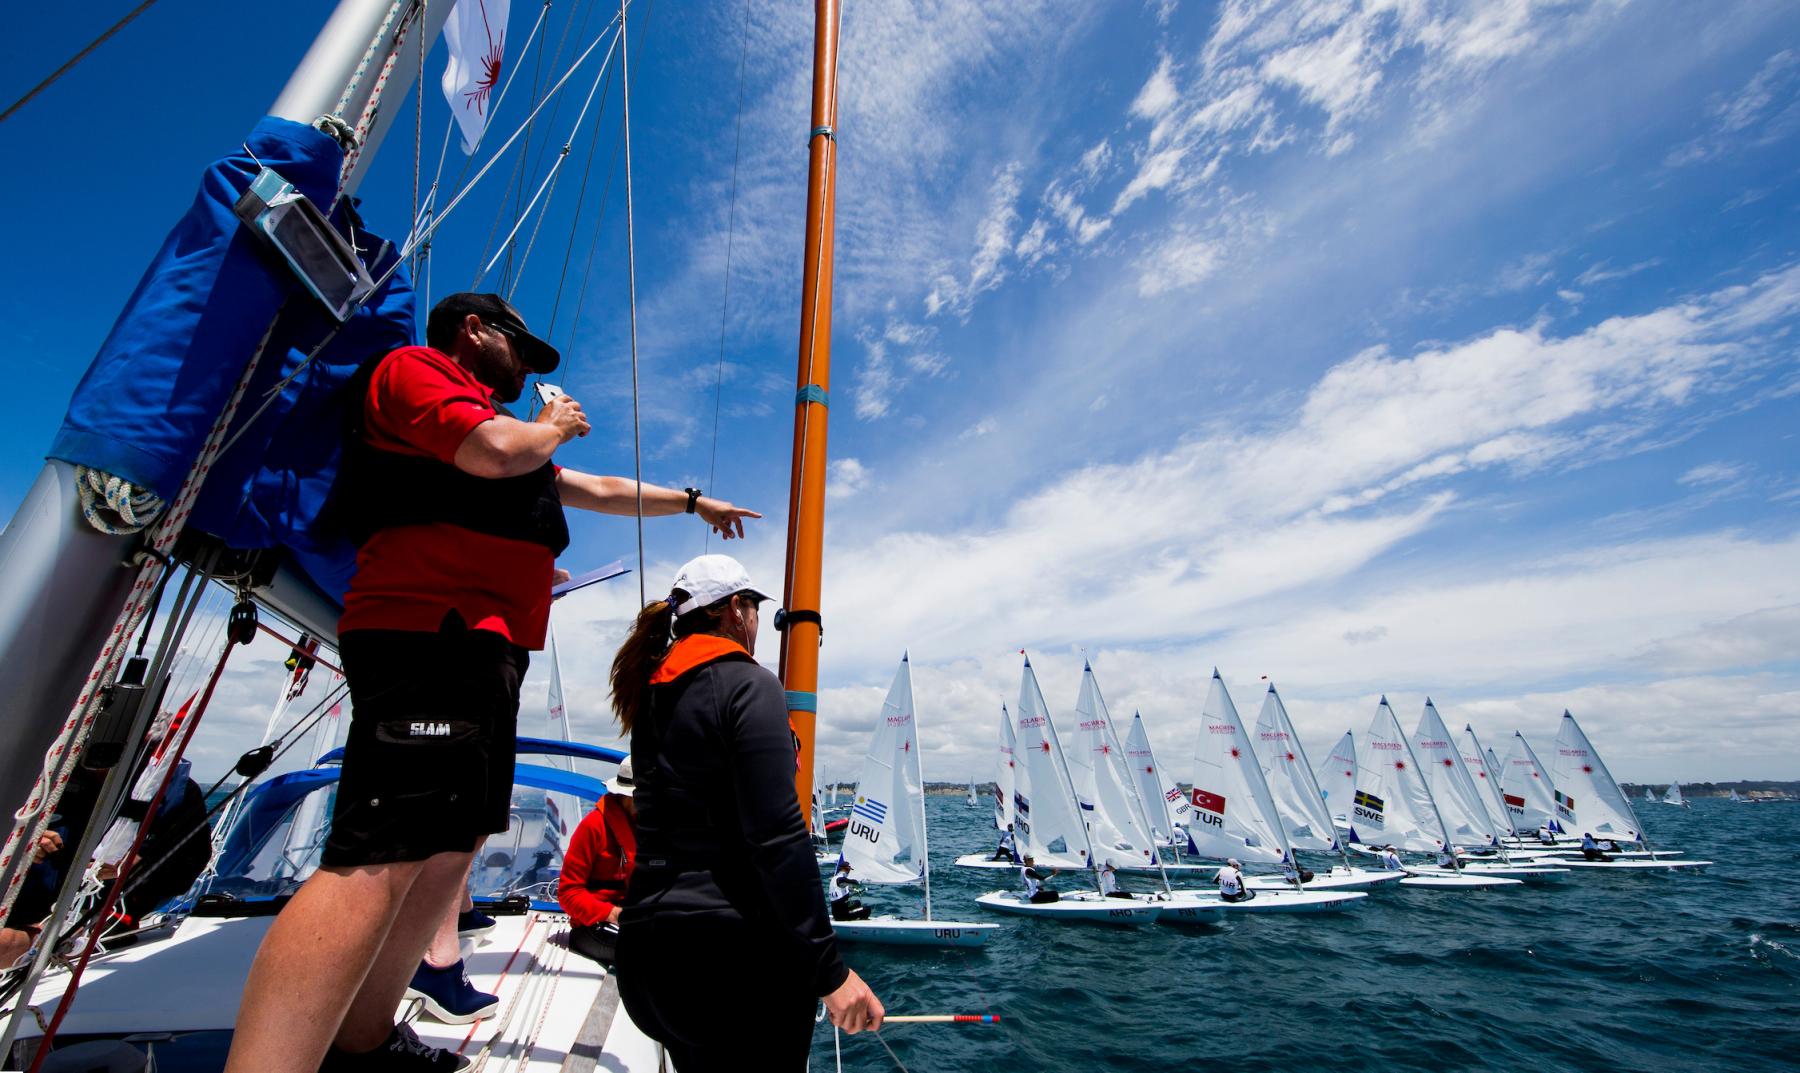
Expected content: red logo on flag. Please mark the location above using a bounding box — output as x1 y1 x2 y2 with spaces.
1190 788 1227 814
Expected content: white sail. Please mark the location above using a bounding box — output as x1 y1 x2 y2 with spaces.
1549 710 1642 840
1065 663 1157 868
1501 732 1560 831
1316 730 1358 827
1729 788 1743 803
1354 698 1445 852
1412 700 1498 848
1664 782 1686 807
1125 712 1176 843
993 704 1016 832
967 777 978 807
1012 658 1093 870
842 655 928 884
1644 786 1655 802
1253 685 1340 851
1461 725 1516 836
538 626 581 860
1180 671 1291 864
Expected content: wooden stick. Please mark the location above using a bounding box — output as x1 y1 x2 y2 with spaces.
883 1015 1001 1024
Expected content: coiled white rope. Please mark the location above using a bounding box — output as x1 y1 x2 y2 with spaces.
73 466 164 535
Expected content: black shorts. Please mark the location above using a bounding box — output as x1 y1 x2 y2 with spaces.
321 614 528 868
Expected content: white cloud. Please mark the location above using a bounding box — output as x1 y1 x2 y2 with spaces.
1576 258 1663 287
1130 55 1180 121
1677 462 1744 486
1136 230 1221 295
828 457 871 499
1665 48 1800 166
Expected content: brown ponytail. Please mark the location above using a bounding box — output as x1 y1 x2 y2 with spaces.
610 592 745 732
610 599 675 733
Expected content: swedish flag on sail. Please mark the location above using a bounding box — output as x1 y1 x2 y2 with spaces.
853 796 888 824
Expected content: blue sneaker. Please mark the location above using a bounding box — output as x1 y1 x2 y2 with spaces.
407 959 500 1024
457 908 497 938
319 1023 469 1071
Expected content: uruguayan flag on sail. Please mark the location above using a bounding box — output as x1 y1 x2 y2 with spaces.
853 796 888 825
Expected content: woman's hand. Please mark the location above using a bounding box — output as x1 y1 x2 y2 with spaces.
823 969 885 1034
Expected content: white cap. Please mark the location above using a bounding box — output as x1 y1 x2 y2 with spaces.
605 757 635 797
669 554 771 617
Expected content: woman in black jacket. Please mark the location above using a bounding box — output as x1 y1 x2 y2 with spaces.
611 555 883 1070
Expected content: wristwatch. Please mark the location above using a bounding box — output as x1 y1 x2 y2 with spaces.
684 487 703 514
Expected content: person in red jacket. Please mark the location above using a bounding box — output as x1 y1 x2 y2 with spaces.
558 759 638 966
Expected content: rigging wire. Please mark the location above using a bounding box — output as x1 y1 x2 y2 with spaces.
215 19 621 462
498 5 555 292
618 0 646 608
0 0 163 126
705 0 755 554
476 21 624 289
542 24 624 348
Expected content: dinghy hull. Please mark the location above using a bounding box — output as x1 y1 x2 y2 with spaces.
832 918 1000 947
1245 868 1406 892
1398 870 1524 889
975 891 1163 925
1162 889 1368 914
1554 858 1711 871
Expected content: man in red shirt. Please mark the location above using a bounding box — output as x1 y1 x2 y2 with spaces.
227 293 758 1073
557 758 638 966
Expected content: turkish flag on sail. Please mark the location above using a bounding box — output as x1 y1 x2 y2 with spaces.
1190 788 1227 815
442 0 512 154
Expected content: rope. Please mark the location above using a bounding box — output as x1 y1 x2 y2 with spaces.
0 318 280 926
333 0 407 117
73 466 164 535
619 0 646 609
339 0 423 190
0 0 164 126
23 630 237 1073
705 0 755 554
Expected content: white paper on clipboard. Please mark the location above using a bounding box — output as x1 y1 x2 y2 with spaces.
551 560 631 600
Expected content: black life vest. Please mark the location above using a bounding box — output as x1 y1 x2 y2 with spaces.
335 349 570 554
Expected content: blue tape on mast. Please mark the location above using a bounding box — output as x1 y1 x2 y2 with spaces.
809 125 835 142
796 385 828 407
786 691 818 713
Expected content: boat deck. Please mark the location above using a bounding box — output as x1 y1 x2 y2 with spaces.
6 909 664 1072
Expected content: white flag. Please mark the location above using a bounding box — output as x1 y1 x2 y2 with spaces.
442 0 512 154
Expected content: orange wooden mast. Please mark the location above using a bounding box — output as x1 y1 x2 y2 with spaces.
779 0 842 826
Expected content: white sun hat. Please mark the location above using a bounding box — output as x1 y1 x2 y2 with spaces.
669 554 771 616
605 757 635 797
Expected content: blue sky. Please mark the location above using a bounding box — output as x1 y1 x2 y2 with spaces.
3 0 1798 787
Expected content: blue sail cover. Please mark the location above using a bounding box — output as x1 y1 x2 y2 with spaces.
48 116 416 601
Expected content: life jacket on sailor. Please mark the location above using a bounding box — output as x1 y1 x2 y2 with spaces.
330 347 571 553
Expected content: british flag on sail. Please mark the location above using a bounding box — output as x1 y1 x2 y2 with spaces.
443 0 512 153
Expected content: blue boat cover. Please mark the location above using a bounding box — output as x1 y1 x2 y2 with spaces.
214 761 606 879
49 116 416 602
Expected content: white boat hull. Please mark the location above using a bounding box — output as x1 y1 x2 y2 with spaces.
974 890 1163 925
954 853 1021 870
1554 857 1712 871
832 917 1000 947
1245 867 1406 892
1458 863 1571 882
1161 889 1368 914
1398 869 1524 889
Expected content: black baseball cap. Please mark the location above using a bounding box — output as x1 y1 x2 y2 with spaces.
426 292 561 373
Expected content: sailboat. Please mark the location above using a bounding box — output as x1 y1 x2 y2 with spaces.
1 0 860 1066
966 777 979 808
1644 786 1657 803
831 656 996 947
954 705 1021 870
1663 781 1690 808
1461 724 1518 840
1248 686 1402 891
1160 672 1366 912
973 658 1162 925
1125 713 1181 852
1351 698 1521 890
1410 702 1567 883
1545 712 1710 871
1729 789 1745 803
1316 730 1359 830
1498 730 1563 840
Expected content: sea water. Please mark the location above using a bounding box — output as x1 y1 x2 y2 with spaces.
813 796 1800 1072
